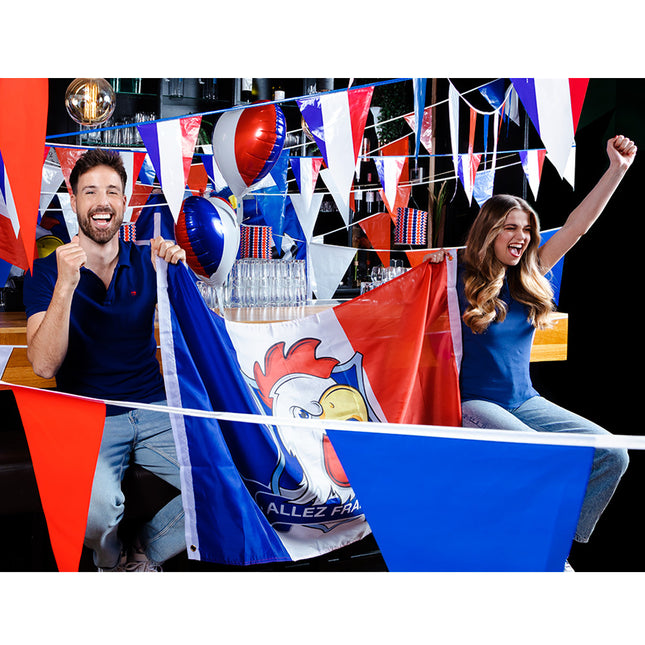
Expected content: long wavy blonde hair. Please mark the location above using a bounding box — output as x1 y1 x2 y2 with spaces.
461 194 555 334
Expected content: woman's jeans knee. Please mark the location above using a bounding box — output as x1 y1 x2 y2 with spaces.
462 396 628 543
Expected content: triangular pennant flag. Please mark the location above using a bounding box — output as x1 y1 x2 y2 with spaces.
473 168 496 206
297 87 373 223
479 79 507 110
457 153 482 205
118 150 147 222
448 83 460 183
519 149 547 200
290 157 324 213
380 139 411 218
200 151 228 193
510 78 588 178
56 147 86 197
127 182 155 223
138 115 202 221
403 106 433 154
358 212 391 267
405 248 435 268
255 148 290 241
0 152 20 238
326 429 593 571
289 192 324 243
308 239 356 300
57 192 79 238
373 157 406 214
563 146 576 189
186 162 210 197
8 384 105 572
319 168 352 226
412 78 427 158
40 148 64 216
0 80 48 270
458 154 481 204
0 78 48 271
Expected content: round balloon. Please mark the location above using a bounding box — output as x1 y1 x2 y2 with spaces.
212 101 286 199
175 195 240 285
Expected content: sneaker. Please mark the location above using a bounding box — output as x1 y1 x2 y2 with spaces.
97 551 128 572
123 543 163 572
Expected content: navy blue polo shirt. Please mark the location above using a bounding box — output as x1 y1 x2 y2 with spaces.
23 240 165 408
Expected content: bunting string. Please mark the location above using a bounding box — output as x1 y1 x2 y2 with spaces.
3 378 645 451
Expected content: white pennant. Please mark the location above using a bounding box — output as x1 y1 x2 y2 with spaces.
57 192 78 238
39 150 64 215
374 156 406 213
290 192 324 243
320 168 351 226
308 239 356 300
155 119 187 222
448 83 460 180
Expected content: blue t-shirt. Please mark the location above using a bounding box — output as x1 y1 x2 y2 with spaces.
23 240 165 407
457 266 539 408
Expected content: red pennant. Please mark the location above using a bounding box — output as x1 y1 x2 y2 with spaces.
9 385 105 572
380 139 411 218
0 79 49 270
180 115 202 185
359 212 391 267
569 78 589 133
56 147 86 197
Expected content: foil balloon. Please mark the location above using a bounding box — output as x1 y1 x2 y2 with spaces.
175 195 240 285
212 102 286 199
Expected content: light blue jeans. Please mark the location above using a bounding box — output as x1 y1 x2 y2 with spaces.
84 401 185 568
461 396 629 543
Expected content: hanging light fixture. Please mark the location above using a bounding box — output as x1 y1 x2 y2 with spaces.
64 78 116 126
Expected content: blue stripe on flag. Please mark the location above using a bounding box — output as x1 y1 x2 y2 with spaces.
163 262 291 564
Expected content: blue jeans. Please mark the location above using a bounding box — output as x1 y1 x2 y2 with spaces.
461 396 629 543
84 401 185 568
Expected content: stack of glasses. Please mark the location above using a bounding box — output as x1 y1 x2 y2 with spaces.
198 259 308 310
360 262 407 294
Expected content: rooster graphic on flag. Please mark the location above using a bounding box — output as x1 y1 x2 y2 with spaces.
157 256 462 565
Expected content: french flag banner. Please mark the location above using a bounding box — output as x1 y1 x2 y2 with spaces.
0 151 20 238
510 78 588 178
137 115 202 221
156 258 462 564
519 148 547 200
457 153 482 206
297 87 373 223
373 156 406 214
289 157 323 213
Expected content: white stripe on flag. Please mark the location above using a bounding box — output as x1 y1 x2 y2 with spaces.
157 119 188 222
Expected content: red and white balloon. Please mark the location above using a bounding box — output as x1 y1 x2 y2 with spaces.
212 102 286 199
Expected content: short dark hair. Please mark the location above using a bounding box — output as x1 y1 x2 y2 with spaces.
69 148 128 194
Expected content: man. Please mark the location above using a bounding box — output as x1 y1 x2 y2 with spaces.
23 148 186 571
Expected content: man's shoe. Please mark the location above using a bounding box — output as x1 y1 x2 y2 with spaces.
97 551 128 572
123 543 163 572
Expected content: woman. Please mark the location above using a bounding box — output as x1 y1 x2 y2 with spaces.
430 135 637 560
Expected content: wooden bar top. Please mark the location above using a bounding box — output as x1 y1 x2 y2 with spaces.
0 307 567 389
